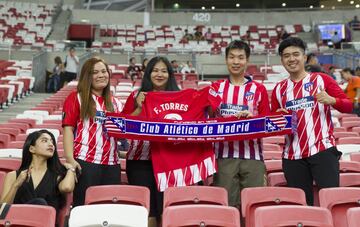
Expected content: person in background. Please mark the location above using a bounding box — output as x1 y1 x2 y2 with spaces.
62 47 79 88
194 26 204 41
205 27 213 43
181 29 193 42
47 56 64 93
271 37 352 206
62 57 123 207
171 60 180 73
181 61 196 74
328 66 337 80
127 57 141 81
0 130 76 216
355 66 360 77
331 31 342 49
305 53 325 73
242 30 251 45
141 58 149 77
341 67 360 116
122 56 180 227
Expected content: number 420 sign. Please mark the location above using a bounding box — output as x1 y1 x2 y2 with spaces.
192 13 211 23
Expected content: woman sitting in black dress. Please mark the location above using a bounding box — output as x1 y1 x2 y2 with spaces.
0 129 76 214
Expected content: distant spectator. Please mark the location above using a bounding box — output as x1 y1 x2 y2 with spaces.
181 61 196 74
204 28 213 43
355 66 360 77
171 60 180 73
126 57 141 81
194 26 204 41
328 66 337 80
141 58 148 77
331 31 342 49
181 29 193 42
62 47 79 88
349 16 360 29
341 67 360 115
305 53 326 73
278 28 290 41
242 30 251 45
47 56 64 93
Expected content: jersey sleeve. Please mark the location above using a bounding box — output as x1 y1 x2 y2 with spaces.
62 92 80 127
322 74 353 113
353 77 360 89
270 83 281 113
258 84 270 115
206 86 222 111
121 91 137 114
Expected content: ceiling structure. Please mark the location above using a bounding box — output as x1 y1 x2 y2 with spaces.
83 0 360 11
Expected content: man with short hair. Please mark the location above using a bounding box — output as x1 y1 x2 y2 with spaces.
212 40 269 209
341 67 360 115
62 47 79 87
271 37 352 205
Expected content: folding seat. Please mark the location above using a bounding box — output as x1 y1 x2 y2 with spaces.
339 160 360 173
163 186 227 209
0 133 10 149
263 150 282 160
337 144 360 161
0 204 56 227
340 173 360 187
264 159 282 174
0 122 28 133
350 152 360 162
262 135 285 145
0 148 22 158
334 127 346 132
57 192 73 227
267 172 287 186
263 143 282 152
338 137 360 145
162 205 240 227
69 204 148 227
254 205 333 227
333 132 359 140
85 185 150 212
342 121 360 131
242 187 307 227
0 128 20 141
319 187 360 227
347 207 360 227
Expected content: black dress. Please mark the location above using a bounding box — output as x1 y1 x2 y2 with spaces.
14 169 62 212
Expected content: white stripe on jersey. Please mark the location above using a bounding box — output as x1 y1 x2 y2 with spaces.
94 94 104 163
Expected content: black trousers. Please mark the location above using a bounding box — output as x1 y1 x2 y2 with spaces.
126 160 163 219
282 146 341 205
73 159 121 207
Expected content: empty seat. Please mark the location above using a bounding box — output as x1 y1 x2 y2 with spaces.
254 205 333 227
347 207 360 227
241 186 307 227
69 204 148 227
162 205 240 227
0 158 21 172
163 186 228 209
0 204 56 227
339 160 360 173
85 185 150 212
319 187 360 227
0 148 22 158
350 152 360 162
340 173 360 187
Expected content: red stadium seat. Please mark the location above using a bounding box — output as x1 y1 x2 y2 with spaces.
0 133 10 149
0 204 56 227
340 173 360 187
350 152 360 162
162 205 240 227
339 160 360 173
0 128 20 141
241 187 307 227
347 207 360 227
263 143 282 152
264 159 282 174
338 137 360 144
254 205 333 227
0 158 21 172
163 186 228 209
85 185 150 212
319 187 360 227
263 150 282 160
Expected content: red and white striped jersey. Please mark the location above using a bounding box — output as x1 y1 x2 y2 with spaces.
62 91 123 165
271 73 353 160
212 78 270 160
121 90 150 160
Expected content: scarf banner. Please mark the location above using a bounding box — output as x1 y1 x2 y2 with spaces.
105 113 294 142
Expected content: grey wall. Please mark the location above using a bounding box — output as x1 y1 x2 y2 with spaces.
72 9 359 26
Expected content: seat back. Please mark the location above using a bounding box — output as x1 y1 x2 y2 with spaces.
319 187 360 227
0 204 56 227
241 187 307 227
163 186 228 209
0 158 21 172
340 173 360 187
162 205 240 227
347 207 360 227
69 204 148 227
254 205 333 227
85 185 150 212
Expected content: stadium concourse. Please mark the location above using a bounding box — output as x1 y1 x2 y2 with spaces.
0 0 359 226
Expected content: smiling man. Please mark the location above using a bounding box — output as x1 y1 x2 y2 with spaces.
212 40 270 211
271 37 353 205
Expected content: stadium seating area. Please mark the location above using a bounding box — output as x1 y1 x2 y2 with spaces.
0 0 359 226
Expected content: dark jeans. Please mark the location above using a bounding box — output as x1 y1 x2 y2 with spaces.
73 159 121 207
282 146 341 205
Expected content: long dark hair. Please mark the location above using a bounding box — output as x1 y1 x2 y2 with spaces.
19 130 66 176
139 56 180 92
